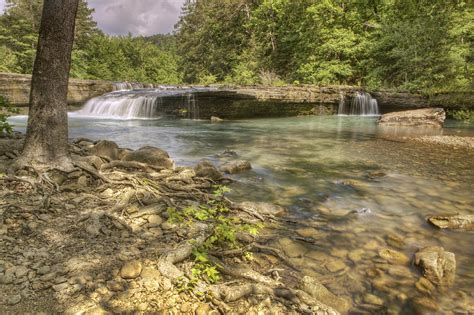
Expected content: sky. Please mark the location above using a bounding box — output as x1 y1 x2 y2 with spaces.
0 0 186 36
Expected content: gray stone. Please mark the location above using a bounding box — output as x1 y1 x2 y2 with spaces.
414 246 456 287
219 160 252 174
194 159 223 180
92 140 119 160
122 146 174 169
278 237 308 258
238 201 285 217
7 294 22 305
14 266 29 278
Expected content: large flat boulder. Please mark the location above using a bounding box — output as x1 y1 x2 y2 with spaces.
378 108 446 128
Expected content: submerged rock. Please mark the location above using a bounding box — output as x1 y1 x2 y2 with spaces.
219 160 252 174
378 248 410 265
427 214 474 231
300 276 351 314
238 201 286 217
194 159 224 180
414 246 455 287
378 108 446 128
92 140 119 160
122 146 174 169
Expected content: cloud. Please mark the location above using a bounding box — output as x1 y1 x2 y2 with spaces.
0 0 186 36
87 0 186 36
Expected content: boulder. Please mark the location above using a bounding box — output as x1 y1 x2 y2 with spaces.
194 160 224 180
238 201 286 217
210 116 223 123
92 140 119 160
219 160 252 174
122 146 174 169
300 276 351 314
427 214 474 231
377 108 446 128
414 246 455 287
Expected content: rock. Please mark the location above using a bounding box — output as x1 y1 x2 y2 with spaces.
378 248 410 265
427 214 474 231
219 160 252 174
194 159 223 180
411 296 441 313
195 303 211 315
118 148 132 160
120 260 142 279
363 293 384 306
300 276 351 314
415 277 435 294
295 227 319 239
122 146 174 169
92 140 119 160
83 155 104 170
326 258 347 273
378 108 446 128
147 215 163 227
7 294 22 305
14 266 29 278
414 246 455 287
385 234 406 249
210 116 223 122
348 249 365 263
278 238 308 258
238 201 285 217
106 280 124 292
77 175 89 187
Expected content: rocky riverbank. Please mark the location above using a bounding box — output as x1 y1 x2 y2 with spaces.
0 134 340 314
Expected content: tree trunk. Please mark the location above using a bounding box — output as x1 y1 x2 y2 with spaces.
17 0 79 171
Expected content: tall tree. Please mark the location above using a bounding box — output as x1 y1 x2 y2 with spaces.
16 0 79 170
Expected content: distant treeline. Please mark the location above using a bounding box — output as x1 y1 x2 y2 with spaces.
0 0 472 92
0 0 181 84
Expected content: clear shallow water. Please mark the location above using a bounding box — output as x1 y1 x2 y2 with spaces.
10 115 474 313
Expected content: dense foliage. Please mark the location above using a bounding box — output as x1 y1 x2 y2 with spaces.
176 0 473 91
0 0 181 84
0 0 472 91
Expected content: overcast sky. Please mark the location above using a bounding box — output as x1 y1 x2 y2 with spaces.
0 0 186 36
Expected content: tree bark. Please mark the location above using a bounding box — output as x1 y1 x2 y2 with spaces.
17 0 79 171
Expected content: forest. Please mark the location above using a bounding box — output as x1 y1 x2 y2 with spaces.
0 0 472 92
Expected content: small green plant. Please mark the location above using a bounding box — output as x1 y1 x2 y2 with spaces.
449 108 474 122
0 96 19 135
166 185 262 285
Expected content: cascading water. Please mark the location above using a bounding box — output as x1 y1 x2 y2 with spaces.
73 88 210 120
113 82 146 91
338 92 380 116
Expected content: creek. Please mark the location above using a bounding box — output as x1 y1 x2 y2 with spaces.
9 94 474 313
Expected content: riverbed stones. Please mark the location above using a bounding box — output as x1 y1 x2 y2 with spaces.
122 146 174 169
415 276 436 294
378 248 410 265
378 108 446 128
300 276 351 314
7 294 22 305
238 201 285 217
194 160 223 180
414 246 455 287
119 260 142 279
326 258 347 273
363 293 384 306
427 214 474 231
92 140 119 160
278 238 308 258
219 160 252 174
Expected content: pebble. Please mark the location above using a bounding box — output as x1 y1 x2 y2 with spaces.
14 266 29 278
195 303 211 315
326 258 347 273
278 237 308 258
415 277 435 294
147 215 163 226
106 280 124 292
364 293 384 306
348 249 365 263
378 248 410 265
120 260 142 279
37 266 51 275
7 294 22 305
53 282 69 292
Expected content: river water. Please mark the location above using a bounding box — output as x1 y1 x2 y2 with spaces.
10 114 474 313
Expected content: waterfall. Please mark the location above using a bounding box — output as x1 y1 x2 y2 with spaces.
74 94 161 119
338 92 379 116
186 93 199 119
113 82 147 91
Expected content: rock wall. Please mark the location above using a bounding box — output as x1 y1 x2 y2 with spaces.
1 72 472 111
0 72 114 106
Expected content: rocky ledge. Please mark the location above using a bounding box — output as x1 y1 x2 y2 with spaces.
378 108 446 128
